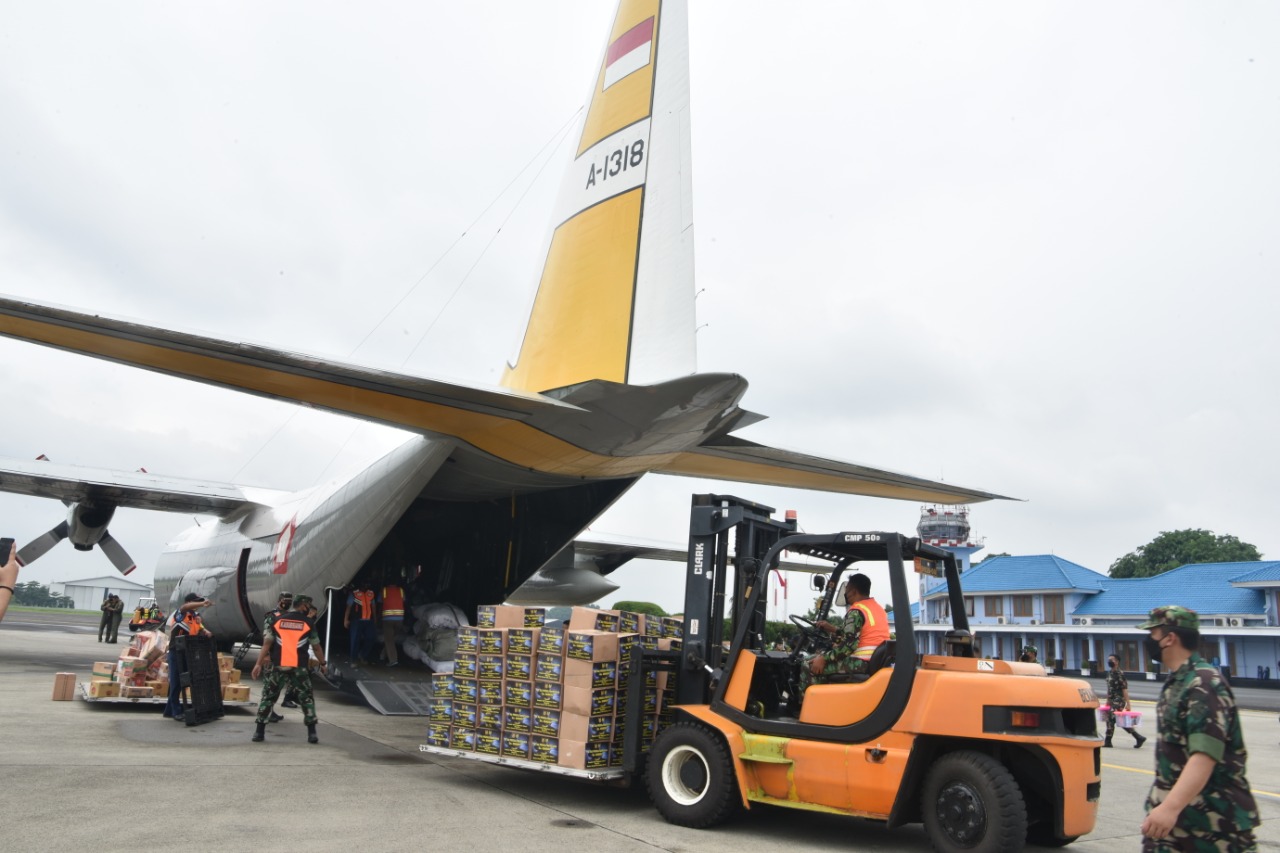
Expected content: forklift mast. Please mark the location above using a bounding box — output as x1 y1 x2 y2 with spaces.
677 494 798 706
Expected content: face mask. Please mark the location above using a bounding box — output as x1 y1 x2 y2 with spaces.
1144 636 1165 663
1109 660 1118 669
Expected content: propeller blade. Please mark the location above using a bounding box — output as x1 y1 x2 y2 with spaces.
98 531 137 576
17 521 69 565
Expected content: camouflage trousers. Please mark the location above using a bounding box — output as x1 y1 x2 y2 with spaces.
256 667 316 726
1142 828 1256 852
800 656 868 692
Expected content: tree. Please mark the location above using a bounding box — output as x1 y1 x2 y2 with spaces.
13 581 73 608
975 552 1011 564
611 601 667 618
1109 529 1262 578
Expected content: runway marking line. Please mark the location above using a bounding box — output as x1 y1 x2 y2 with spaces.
1103 763 1280 799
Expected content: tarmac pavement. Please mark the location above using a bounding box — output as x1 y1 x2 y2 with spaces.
4 614 1280 852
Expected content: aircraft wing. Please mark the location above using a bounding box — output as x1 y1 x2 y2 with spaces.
0 296 582 432
0 456 285 516
657 436 1014 504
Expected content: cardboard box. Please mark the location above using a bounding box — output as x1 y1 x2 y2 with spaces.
478 628 507 655
642 617 664 637
477 604 544 629
223 685 250 702
503 705 532 732
225 668 241 685
116 656 148 677
617 611 642 634
530 734 559 764
504 680 533 707
533 680 563 710
455 626 480 654
217 653 233 671
501 730 531 759
121 685 154 699
566 630 619 663
530 707 562 737
218 670 231 685
428 697 454 723
453 702 478 728
425 722 451 748
453 678 478 704
477 704 503 730
52 672 76 701
477 654 504 681
451 726 476 751
477 680 504 706
505 653 532 682
568 607 620 633
559 739 615 771
565 659 617 690
535 653 564 683
564 685 616 717
431 673 455 699
91 661 117 682
561 712 614 743
506 627 540 655
453 652 478 680
87 681 121 698
145 679 167 694
536 626 566 656
661 617 684 639
475 728 502 756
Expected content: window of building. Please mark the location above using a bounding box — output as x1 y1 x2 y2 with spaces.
939 598 949 619
985 596 1003 617
1044 595 1065 624
965 597 975 617
1012 595 1033 617
1044 638 1057 664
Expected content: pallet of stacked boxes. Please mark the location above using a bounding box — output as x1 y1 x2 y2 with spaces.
419 604 681 778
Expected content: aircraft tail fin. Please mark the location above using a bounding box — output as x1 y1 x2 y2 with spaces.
502 0 695 394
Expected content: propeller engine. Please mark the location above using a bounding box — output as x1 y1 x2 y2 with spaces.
18 500 137 575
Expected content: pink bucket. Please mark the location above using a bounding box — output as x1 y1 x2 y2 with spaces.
1116 710 1142 728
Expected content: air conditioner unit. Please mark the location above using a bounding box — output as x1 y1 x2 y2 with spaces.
1030 619 1040 625
1075 617 1093 627
996 616 1007 625
1228 617 1243 627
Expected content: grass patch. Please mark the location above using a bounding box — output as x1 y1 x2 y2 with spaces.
8 605 102 617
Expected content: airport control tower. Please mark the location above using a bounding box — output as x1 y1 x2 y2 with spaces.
916 505 985 606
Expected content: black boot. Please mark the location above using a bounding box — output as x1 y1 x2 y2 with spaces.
268 712 284 723
307 724 319 744
252 722 265 742
1103 737 1113 748
1132 731 1146 748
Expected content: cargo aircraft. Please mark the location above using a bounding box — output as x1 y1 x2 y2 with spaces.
0 0 1005 648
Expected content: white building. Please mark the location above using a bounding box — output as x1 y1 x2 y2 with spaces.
51 575 154 612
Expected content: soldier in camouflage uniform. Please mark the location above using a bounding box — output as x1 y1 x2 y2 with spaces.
251 595 328 744
803 573 888 690
1138 605 1258 852
1019 644 1039 663
1104 653 1146 748
260 591 292 723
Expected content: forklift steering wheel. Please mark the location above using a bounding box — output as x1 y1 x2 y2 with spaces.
788 614 827 656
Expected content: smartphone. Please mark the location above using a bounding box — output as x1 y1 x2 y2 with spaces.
0 537 14 561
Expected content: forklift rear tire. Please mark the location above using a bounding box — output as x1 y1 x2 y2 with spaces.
647 722 741 828
922 750 1027 853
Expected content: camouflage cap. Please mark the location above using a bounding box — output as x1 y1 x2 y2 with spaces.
293 594 314 607
278 590 293 599
1137 604 1199 631
1021 645 1038 654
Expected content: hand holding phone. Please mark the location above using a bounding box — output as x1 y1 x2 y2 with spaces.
0 538 15 564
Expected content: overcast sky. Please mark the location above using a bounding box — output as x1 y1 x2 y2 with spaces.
2 2 1277 617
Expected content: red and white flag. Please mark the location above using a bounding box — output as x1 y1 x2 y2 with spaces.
603 17 654 90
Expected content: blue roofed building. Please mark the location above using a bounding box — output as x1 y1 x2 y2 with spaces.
917 555 1280 683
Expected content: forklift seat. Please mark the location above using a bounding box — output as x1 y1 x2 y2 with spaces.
822 641 895 684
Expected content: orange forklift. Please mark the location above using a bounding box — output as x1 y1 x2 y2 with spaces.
637 494 1101 853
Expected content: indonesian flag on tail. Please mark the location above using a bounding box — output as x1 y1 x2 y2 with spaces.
604 17 654 89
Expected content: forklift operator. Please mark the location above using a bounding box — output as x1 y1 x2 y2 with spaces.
807 573 889 683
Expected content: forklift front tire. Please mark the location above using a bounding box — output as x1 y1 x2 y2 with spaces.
647 722 741 828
